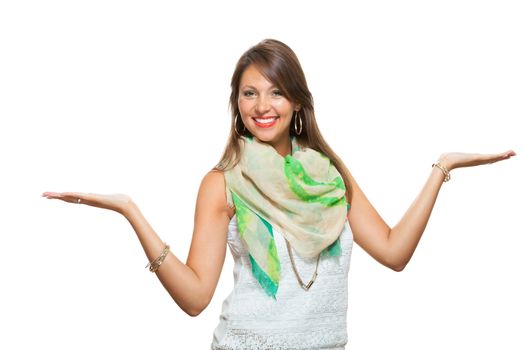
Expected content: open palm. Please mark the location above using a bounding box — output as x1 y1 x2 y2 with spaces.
439 150 516 170
42 192 133 214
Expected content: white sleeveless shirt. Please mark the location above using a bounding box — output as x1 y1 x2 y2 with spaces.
211 214 354 350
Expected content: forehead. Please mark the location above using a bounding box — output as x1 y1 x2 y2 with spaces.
240 64 275 88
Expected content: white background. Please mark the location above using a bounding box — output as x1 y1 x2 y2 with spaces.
1 1 524 349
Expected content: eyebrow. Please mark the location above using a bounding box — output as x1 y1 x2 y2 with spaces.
240 84 278 90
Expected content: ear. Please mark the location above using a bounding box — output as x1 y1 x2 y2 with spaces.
294 104 301 112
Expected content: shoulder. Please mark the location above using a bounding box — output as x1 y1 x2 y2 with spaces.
202 168 225 185
199 169 226 198
200 169 235 220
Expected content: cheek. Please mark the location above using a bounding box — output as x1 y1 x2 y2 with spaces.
238 100 253 126
238 99 253 114
274 100 293 115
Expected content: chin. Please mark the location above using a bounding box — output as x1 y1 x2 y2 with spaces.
249 130 276 142
253 133 273 142
253 131 290 147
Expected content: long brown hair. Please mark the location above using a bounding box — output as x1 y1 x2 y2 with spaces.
215 39 352 199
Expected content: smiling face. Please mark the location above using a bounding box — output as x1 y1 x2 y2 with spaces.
238 64 300 156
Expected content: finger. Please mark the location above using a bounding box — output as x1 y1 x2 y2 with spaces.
42 191 61 197
484 150 516 164
491 150 516 161
61 192 92 204
42 192 67 200
43 191 89 204
61 192 85 197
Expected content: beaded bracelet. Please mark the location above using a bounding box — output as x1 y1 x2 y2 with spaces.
432 162 451 182
146 243 170 273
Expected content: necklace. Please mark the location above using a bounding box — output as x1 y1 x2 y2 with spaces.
285 240 320 291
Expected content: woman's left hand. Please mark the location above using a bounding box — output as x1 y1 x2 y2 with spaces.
438 150 516 171
42 192 133 215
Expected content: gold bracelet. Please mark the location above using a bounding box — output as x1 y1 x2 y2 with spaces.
432 162 451 182
146 243 170 273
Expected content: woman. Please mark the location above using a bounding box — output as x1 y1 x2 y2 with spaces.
42 39 515 349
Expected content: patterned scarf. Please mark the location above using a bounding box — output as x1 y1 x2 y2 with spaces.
224 136 349 299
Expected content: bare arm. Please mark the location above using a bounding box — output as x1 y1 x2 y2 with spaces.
43 170 232 316
347 150 516 271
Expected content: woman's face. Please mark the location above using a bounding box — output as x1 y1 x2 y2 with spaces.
238 64 299 154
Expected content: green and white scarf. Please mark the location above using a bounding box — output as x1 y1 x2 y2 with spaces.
224 136 349 299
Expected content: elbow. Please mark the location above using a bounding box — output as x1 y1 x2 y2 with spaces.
172 280 215 317
181 297 212 317
384 255 409 272
185 307 204 317
390 263 407 272
382 244 412 272
183 304 206 317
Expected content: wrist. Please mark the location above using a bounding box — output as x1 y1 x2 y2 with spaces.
120 200 139 217
437 154 455 171
432 162 451 182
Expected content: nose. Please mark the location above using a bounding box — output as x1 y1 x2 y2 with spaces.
255 94 271 115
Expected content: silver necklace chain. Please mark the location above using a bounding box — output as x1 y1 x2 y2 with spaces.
285 240 320 291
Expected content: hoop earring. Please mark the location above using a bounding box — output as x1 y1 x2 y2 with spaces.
294 111 303 135
234 114 246 136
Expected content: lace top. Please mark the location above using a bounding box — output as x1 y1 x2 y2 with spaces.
211 214 354 350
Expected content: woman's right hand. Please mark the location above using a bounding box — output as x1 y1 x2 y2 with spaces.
42 191 134 215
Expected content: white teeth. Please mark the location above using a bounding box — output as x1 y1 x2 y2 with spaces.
255 118 277 124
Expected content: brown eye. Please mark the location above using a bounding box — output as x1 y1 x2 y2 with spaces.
272 90 283 96
242 90 255 97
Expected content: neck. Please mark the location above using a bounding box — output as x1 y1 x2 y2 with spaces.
273 136 292 157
